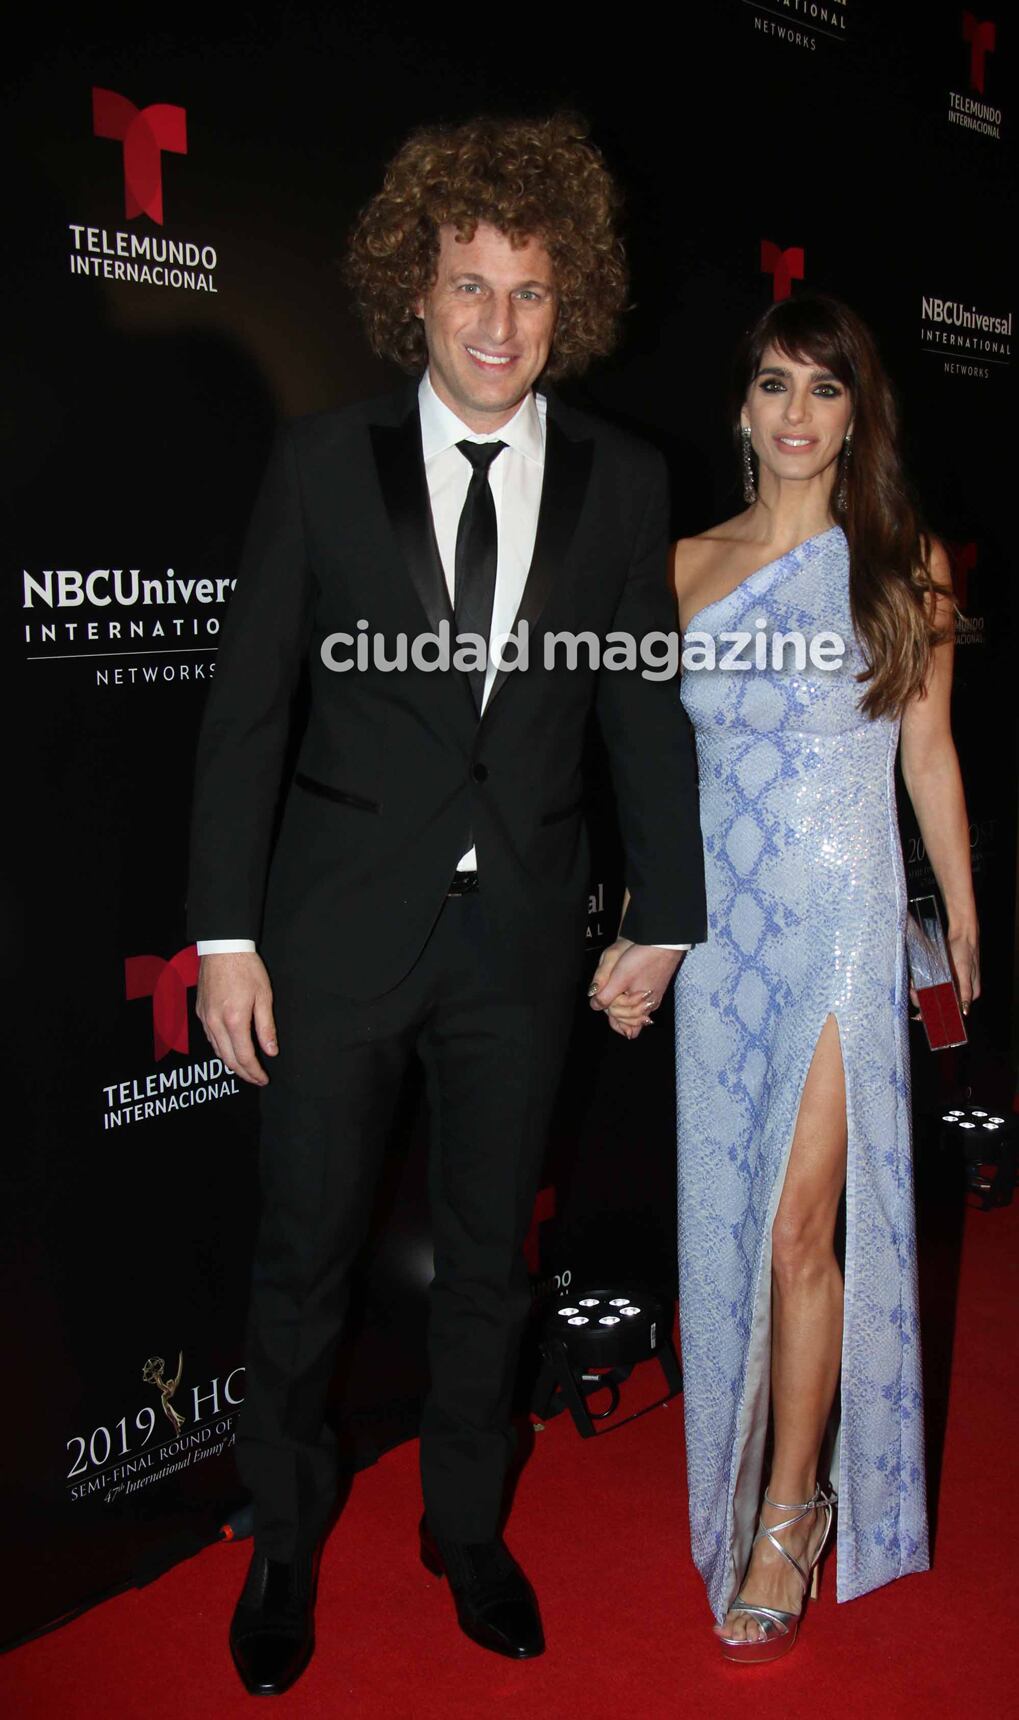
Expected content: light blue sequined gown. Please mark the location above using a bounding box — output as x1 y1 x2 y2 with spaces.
675 527 928 1620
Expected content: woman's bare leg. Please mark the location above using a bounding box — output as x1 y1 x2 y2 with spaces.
719 1015 847 1643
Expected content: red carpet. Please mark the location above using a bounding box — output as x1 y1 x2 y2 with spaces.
3 1193 1015 1720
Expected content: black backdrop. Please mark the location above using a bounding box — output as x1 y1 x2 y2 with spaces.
5 0 1015 1647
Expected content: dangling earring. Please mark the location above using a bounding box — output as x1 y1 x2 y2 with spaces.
741 424 756 504
836 431 853 512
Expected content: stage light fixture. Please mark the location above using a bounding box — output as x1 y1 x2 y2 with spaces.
533 1285 683 1439
939 1103 1016 1209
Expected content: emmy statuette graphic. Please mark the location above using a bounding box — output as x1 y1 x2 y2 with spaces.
142 1353 185 1434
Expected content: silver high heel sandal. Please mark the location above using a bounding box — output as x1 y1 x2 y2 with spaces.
718 1483 837 1665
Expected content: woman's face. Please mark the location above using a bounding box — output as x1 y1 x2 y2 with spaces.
742 343 854 496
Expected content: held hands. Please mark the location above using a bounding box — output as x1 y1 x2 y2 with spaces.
196 952 278 1086
588 938 684 1041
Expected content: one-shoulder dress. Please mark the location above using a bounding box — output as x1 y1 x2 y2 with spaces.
674 526 928 1620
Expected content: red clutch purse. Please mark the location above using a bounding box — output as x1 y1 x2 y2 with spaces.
905 894 967 1051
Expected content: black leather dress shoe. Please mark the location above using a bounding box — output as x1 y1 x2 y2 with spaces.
229 1548 317 1696
420 1519 545 1659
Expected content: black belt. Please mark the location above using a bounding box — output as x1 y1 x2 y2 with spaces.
447 869 480 897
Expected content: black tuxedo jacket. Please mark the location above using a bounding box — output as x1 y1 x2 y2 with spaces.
188 384 706 998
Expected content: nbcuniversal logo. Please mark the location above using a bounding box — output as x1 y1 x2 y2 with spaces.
920 294 1012 374
745 0 849 54
20 561 234 688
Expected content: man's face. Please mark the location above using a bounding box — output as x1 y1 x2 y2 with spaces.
415 223 558 431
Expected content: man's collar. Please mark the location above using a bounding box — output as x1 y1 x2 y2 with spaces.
418 370 545 463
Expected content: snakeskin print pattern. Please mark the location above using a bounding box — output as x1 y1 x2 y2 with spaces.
675 528 928 1619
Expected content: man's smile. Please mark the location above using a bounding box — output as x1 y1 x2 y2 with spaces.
464 345 515 368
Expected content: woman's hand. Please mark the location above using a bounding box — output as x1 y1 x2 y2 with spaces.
590 939 644 1039
590 938 680 1040
606 986 657 1040
948 924 980 1014
589 936 632 1000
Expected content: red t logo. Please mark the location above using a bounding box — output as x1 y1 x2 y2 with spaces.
947 541 977 610
761 241 804 302
92 87 187 225
962 13 996 94
125 946 199 1061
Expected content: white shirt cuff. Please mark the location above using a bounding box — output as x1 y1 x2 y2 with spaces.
652 943 692 952
196 939 257 955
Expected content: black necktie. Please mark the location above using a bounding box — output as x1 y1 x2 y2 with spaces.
454 440 506 712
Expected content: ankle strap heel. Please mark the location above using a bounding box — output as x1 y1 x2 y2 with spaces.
717 1483 837 1665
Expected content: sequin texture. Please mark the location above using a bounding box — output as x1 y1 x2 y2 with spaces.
675 527 927 1619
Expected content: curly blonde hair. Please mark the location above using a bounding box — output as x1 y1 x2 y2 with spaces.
346 113 628 379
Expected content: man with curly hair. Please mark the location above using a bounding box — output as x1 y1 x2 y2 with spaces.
189 113 705 1695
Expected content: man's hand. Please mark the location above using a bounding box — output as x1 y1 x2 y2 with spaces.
588 940 683 1040
196 952 278 1086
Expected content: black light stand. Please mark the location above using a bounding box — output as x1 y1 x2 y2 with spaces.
533 1285 682 1439
939 1105 1016 1209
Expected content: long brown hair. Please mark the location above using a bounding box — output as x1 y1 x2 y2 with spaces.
734 295 949 717
346 113 628 380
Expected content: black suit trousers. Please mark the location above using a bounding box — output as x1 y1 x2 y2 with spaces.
238 892 577 1557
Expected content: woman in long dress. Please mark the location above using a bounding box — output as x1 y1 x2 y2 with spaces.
610 295 979 1661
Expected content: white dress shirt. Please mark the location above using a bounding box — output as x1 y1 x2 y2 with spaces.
197 370 689 955
419 369 544 870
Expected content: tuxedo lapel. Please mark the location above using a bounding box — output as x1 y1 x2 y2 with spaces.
485 411 593 711
370 403 453 638
371 389 594 719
